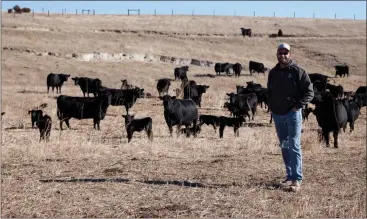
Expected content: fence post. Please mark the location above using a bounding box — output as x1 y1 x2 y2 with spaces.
76 9 77 15
253 11 255 16
313 12 315 18
213 10 215 17
273 12 275 17
294 12 295 18
335 13 336 19
33 10 34 17
172 9 173 16
138 9 140 15
62 9 63 15
354 14 355 20
154 9 156 16
192 10 194 16
234 10 236 16
93 9 95 15
48 10 49 17
42 8 44 13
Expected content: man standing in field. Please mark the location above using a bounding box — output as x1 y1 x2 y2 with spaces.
267 43 314 192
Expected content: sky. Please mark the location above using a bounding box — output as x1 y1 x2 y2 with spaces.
2 1 366 20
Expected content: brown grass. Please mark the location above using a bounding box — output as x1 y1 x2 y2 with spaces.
1 13 366 218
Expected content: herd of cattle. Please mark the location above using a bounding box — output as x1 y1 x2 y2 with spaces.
20 62 366 147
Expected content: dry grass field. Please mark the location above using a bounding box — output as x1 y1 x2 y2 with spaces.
1 13 366 217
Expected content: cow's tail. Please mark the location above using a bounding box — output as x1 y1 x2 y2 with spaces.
57 107 62 120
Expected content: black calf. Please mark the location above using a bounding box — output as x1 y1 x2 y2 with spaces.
122 114 153 143
37 115 52 142
199 114 220 133
219 116 245 138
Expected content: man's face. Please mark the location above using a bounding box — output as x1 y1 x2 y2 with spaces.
277 48 291 65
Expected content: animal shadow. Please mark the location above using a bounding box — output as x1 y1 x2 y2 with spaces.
243 123 272 128
137 179 233 188
18 90 47 94
39 177 130 183
192 73 216 78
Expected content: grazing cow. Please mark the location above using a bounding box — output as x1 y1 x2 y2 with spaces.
28 109 43 128
240 28 252 37
278 29 283 37
301 106 313 122
159 95 199 137
308 73 335 84
99 87 144 114
1 112 5 116
184 84 210 108
355 86 366 95
341 98 362 133
122 114 153 143
56 92 112 130
46 73 70 94
249 61 267 75
219 116 245 138
37 115 52 142
214 62 233 76
72 77 102 97
156 78 171 97
120 79 135 90
174 66 189 80
233 63 243 77
180 125 202 136
199 114 220 133
254 88 269 110
326 83 344 99
312 92 348 148
226 92 258 121
335 65 349 78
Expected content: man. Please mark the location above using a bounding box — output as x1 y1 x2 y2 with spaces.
267 43 314 192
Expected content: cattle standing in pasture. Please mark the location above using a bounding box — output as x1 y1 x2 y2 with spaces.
219 116 245 138
249 61 267 75
56 92 112 130
308 73 335 84
174 66 189 80
159 95 199 137
28 109 43 128
99 87 144 114
46 73 70 94
7 9 13 13
156 78 171 97
37 114 52 142
199 114 220 133
180 125 202 136
120 79 135 90
233 63 243 77
184 84 210 108
72 77 102 97
226 92 258 121
326 83 344 99
341 98 362 133
312 92 348 148
278 29 283 37
214 62 233 76
313 81 327 94
21 7 31 13
240 28 252 37
122 114 153 143
335 65 349 78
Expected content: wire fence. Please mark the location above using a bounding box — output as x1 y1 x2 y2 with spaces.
4 8 360 20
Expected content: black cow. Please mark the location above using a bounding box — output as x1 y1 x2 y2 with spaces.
355 86 366 95
278 29 283 37
214 62 233 76
341 98 362 133
326 83 344 99
99 87 144 114
156 78 171 97
174 66 189 80
159 95 199 137
226 92 258 121
184 84 210 108
312 92 348 148
72 77 102 97
246 81 262 90
308 73 335 84
335 65 349 78
249 61 266 75
37 114 52 142
240 28 252 37
56 92 112 130
199 114 220 133
313 81 327 94
236 86 255 95
46 73 70 94
28 109 43 128
353 94 366 107
122 114 153 143
219 116 245 138
233 63 243 77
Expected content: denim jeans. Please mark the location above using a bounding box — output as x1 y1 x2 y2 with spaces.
272 109 303 181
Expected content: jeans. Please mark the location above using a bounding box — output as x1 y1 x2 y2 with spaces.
272 109 303 181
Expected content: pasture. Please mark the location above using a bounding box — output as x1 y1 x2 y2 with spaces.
1 13 366 217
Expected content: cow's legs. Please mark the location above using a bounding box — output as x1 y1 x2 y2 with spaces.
185 125 190 137
52 86 55 93
65 119 70 129
234 126 239 137
333 131 339 148
323 129 330 147
213 124 217 133
192 119 198 137
47 86 50 94
94 118 100 130
168 125 173 137
219 125 225 138
350 120 355 133
176 124 182 137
